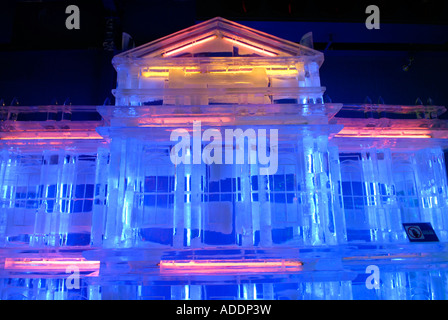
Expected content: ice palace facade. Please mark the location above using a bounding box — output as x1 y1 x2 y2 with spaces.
1 17 448 300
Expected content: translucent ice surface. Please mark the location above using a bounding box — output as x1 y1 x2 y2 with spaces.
1 18 448 300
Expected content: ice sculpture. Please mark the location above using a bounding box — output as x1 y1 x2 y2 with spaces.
1 17 448 300
98 17 345 251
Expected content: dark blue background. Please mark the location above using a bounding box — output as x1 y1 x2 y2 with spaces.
0 0 447 114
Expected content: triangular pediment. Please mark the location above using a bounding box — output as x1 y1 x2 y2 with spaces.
114 17 323 63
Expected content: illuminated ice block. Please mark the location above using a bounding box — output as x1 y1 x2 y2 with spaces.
0 105 106 247
334 103 448 243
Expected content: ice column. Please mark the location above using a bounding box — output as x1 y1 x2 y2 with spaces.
301 134 341 245
91 147 110 246
414 148 448 241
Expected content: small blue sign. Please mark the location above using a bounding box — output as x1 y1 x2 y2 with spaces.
403 222 439 242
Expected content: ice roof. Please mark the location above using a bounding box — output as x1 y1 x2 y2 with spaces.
113 17 323 65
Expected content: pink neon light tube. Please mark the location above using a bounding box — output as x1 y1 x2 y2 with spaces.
222 36 278 57
4 258 100 272
163 35 217 57
159 259 303 274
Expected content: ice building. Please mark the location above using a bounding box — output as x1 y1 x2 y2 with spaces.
1 17 448 300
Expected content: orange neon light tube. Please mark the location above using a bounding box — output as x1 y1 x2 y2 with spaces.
163 35 218 57
222 37 278 57
159 259 303 274
4 258 100 271
335 128 432 139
